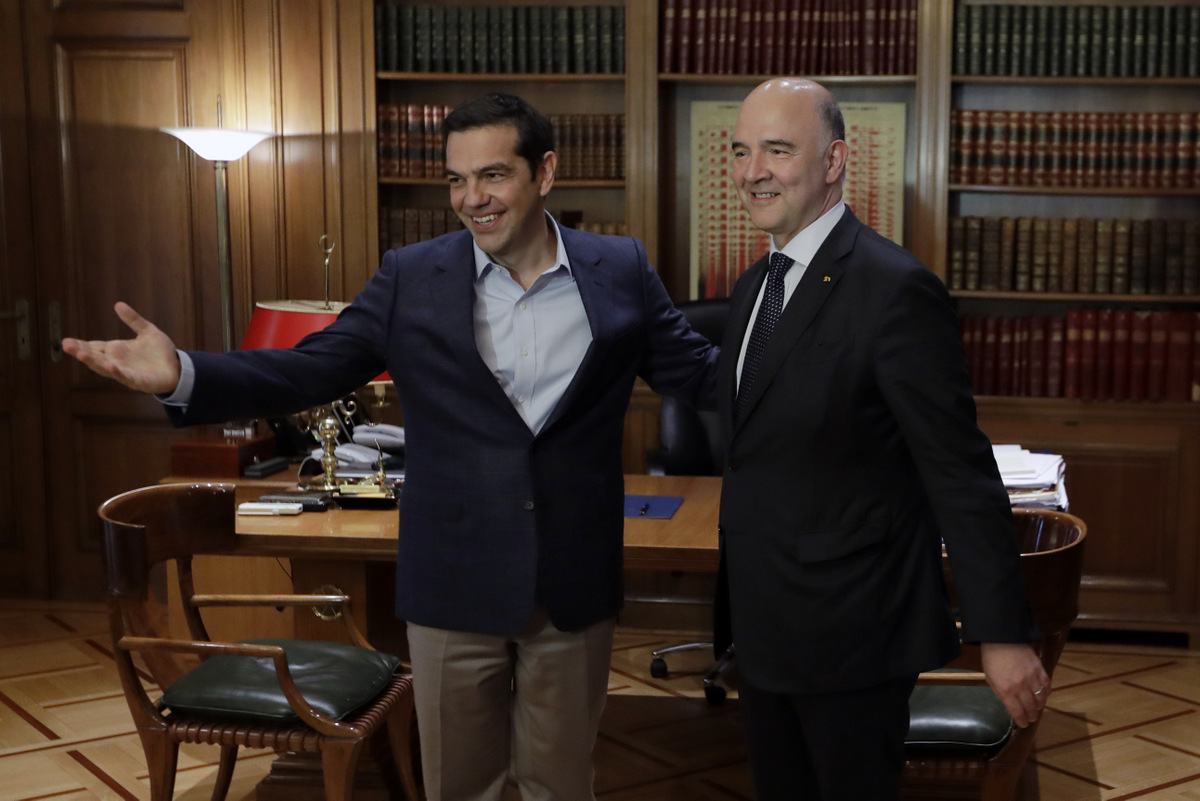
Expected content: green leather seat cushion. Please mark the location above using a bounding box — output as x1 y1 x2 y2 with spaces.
906 681 1014 755
161 639 401 723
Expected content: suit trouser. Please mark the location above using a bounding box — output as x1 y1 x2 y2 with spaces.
406 608 615 801
738 672 919 801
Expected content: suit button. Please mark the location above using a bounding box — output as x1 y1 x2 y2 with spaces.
524 500 535 511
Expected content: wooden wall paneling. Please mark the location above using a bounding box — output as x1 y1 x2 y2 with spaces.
913 0 952 277
625 0 659 273
0 0 50 597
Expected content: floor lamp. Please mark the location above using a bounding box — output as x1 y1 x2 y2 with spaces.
161 123 273 351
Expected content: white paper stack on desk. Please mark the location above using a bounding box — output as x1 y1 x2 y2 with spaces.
992 444 1068 511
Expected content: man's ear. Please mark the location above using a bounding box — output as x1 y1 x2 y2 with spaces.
538 150 557 196
826 139 849 184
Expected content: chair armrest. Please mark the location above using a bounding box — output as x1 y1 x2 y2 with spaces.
916 670 987 685
118 636 284 660
189 593 349 608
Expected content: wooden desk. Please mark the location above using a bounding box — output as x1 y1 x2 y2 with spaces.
229 474 722 572
171 474 722 644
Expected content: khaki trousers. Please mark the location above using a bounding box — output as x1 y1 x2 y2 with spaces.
406 608 615 801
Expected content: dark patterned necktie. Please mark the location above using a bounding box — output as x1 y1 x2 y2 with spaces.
735 252 794 424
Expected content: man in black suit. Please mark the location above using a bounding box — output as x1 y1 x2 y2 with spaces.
715 77 1049 800
63 94 717 801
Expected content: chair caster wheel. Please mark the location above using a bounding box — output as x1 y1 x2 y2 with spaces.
650 658 668 678
704 685 726 705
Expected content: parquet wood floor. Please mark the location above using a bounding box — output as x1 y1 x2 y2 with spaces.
2 600 1199 800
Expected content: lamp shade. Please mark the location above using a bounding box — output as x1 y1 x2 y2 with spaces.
241 299 390 383
161 127 273 161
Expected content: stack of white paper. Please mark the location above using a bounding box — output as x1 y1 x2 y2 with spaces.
992 444 1068 510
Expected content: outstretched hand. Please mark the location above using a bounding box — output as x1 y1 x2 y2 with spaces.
61 302 182 395
980 641 1051 728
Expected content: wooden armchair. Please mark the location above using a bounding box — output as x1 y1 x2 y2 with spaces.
903 507 1088 801
99 482 420 801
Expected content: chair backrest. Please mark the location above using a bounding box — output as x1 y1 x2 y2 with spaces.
99 482 238 686
653 299 730 476
1011 507 1087 676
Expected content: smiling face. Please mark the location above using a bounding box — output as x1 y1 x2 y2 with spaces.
730 79 847 249
446 123 555 270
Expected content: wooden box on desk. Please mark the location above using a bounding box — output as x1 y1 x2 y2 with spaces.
169 425 276 478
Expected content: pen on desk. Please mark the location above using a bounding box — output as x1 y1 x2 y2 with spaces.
638 503 649 516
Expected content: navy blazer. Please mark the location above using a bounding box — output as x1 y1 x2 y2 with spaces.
716 209 1031 694
172 227 717 636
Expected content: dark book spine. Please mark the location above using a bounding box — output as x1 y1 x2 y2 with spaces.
1129 311 1152 401
1147 311 1170 401
1185 220 1200 296
541 5 556 74
553 6 571 74
965 216 982 290
1075 217 1096 294
460 7 477 72
1095 308 1113 400
1046 217 1064 293
584 5 600 74
513 6 528 74
1089 5 1105 78
489 6 504 73
1079 308 1098 400
1063 308 1083 399
982 4 997 76
1094 218 1114 294
1008 5 1024 76
379 2 394 72
599 5 615 74
661 0 677 72
999 216 1016 291
980 216 1001 290
994 4 1011 76
414 5 431 71
948 215 965 290
1128 218 1148 295
1103 5 1120 77
966 3 983 75
1118 6 1134 77
1074 5 1090 77
613 5 625 73
1112 309 1133 401
430 6 446 72
1165 312 1195 402
1048 4 1065 78
1131 6 1147 78
1165 218 1185 295
528 7 542 74
1046 315 1066 398
499 6 515 74
1112 217 1132 294
1028 316 1047 397
1061 217 1078 293
1145 6 1161 78
445 6 460 73
474 5 489 73
571 6 587 73
997 316 1015 396
1014 216 1032 292
1148 218 1168 295
398 5 415 72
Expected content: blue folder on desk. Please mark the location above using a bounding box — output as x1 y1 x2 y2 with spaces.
624 495 684 519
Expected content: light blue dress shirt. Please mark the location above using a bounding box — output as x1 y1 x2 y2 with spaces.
167 214 591 436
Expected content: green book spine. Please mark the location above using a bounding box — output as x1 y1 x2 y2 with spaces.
489 6 503 73
529 7 543 73
1047 5 1063 77
515 6 529 74
1074 5 1089 77
474 6 489 73
1145 6 1160 78
1060 6 1076 79
982 4 997 75
1007 5 1023 76
1087 5 1103 78
500 6 515 74
377 2 390 72
414 6 431 72
1033 6 1050 76
613 5 625 73
554 7 571 73
967 4 983 75
399 5 415 72
599 5 615 74
952 2 967 74
1189 6 1200 77
584 5 600 74
1173 6 1188 77
459 7 475 73
430 6 445 72
1131 6 1147 78
1103 5 1119 77
1118 6 1134 78
445 7 459 73
1160 6 1175 77
571 6 586 73
994 5 1011 76
542 5 557 75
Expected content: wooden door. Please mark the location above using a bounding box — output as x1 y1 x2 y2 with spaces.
18 0 225 598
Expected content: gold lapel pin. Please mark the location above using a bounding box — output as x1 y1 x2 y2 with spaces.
823 275 831 282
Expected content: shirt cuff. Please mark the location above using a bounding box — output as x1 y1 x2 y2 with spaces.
157 350 195 407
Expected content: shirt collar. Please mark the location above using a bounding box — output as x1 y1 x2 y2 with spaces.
770 201 845 267
473 212 572 282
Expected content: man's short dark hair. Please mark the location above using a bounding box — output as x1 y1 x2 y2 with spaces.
444 93 554 180
820 97 845 145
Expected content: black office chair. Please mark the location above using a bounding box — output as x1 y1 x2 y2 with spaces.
644 299 735 704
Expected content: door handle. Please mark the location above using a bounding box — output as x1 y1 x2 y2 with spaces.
0 299 30 361
47 301 63 362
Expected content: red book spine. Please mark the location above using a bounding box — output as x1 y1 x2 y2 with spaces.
1046 316 1066 398
862 0 878 75
1063 309 1083 399
783 0 802 74
692 0 709 74
1147 311 1170 401
1165 312 1195 402
997 316 1014 396
1079 308 1098 400
1013 316 1029 396
1111 310 1133 401
962 316 982 394
1128 311 1152 402
980 316 998 395
678 0 694 73
735 0 752 74
661 0 677 72
761 0 778 74
972 110 991 185
1027 316 1047 397
1095 308 1114 400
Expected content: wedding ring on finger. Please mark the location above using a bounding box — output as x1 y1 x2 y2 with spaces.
1033 687 1045 696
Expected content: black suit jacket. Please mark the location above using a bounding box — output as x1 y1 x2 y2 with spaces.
171 227 717 637
716 209 1031 694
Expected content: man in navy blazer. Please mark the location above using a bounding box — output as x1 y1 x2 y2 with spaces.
715 78 1049 800
64 94 717 801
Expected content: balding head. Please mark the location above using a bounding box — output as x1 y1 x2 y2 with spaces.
730 78 849 248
